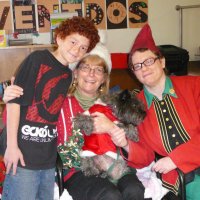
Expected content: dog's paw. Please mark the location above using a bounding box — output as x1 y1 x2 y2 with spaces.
125 125 139 142
127 133 139 142
100 171 108 179
118 123 139 142
82 166 101 177
73 114 94 135
81 158 101 176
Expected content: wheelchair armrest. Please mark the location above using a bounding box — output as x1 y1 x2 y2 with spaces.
155 153 186 200
56 152 64 197
176 168 186 200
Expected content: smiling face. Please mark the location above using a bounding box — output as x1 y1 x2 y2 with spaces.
54 33 90 66
131 50 166 88
73 55 108 98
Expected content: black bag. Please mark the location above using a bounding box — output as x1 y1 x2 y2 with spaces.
0 127 7 156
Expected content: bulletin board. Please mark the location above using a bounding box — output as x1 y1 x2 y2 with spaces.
0 1 12 33
84 0 106 29
106 0 127 29
61 1 82 16
128 0 148 28
0 0 148 35
13 4 36 33
37 0 59 33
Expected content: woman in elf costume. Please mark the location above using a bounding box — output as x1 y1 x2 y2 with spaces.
127 24 200 200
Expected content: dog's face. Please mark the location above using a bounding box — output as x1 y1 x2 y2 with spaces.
101 90 146 125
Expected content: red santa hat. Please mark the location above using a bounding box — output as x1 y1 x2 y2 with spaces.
130 24 160 54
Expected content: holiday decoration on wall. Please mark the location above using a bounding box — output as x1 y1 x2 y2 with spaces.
61 0 83 3
84 0 106 29
0 0 148 35
106 0 127 29
13 3 36 33
60 0 82 16
13 0 35 5
0 1 12 33
0 30 7 47
37 0 59 33
128 0 148 28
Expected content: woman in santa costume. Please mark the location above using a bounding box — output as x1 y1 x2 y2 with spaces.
55 42 145 200
127 24 200 200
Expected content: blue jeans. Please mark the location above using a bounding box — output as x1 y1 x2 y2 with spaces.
2 167 55 200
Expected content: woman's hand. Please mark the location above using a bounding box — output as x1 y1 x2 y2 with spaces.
92 112 114 133
91 112 128 147
152 156 177 174
109 126 128 148
3 77 23 103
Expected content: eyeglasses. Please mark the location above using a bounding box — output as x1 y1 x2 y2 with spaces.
79 64 105 75
131 57 159 71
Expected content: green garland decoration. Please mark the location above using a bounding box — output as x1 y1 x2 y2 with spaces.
57 128 84 169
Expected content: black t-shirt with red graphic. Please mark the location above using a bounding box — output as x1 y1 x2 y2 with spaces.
9 50 72 170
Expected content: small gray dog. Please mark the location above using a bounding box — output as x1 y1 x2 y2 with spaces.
73 89 146 181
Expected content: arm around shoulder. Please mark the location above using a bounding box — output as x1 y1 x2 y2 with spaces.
4 103 25 175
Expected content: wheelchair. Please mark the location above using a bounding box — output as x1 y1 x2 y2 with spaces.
56 152 64 197
56 152 186 200
158 168 186 200
155 153 186 200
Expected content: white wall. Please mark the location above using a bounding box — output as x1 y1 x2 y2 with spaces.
106 0 200 61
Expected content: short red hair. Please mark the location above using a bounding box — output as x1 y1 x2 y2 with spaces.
54 16 100 52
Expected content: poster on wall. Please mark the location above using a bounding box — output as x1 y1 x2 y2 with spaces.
106 0 127 29
61 0 82 16
128 0 148 28
0 1 12 33
84 0 106 29
0 0 148 38
37 0 59 33
13 4 36 33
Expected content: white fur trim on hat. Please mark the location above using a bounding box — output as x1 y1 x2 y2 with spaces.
80 150 97 157
80 150 118 159
98 29 107 44
89 42 112 73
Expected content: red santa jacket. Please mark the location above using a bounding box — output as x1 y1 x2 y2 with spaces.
81 103 118 159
